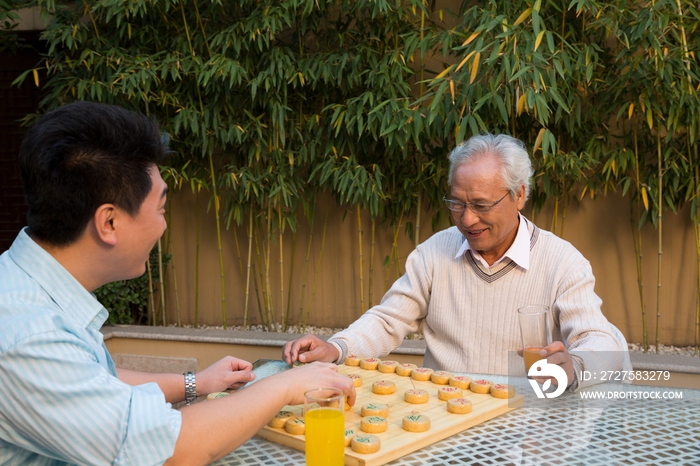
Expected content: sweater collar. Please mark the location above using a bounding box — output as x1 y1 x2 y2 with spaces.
454 213 531 270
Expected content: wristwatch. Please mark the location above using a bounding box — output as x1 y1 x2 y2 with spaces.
184 371 196 405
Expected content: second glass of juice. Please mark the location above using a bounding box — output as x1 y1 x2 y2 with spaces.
517 304 551 373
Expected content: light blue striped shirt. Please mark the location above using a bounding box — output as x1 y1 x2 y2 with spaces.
0 229 182 465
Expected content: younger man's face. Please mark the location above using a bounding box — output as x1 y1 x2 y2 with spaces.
116 165 168 280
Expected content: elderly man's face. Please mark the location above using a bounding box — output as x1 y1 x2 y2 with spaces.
449 153 525 265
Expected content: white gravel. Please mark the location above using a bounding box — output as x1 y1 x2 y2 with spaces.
172 324 697 355
627 343 697 357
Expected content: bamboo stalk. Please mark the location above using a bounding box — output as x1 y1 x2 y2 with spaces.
250 216 265 326
233 223 245 290
357 205 365 315
284 230 296 331
265 203 275 330
191 0 212 58
252 261 265 328
415 195 421 247
655 134 662 352
693 145 699 356
560 4 566 49
560 195 567 238
146 259 155 326
171 252 181 327
674 0 693 93
194 189 200 328
244 208 254 330
384 231 394 292
157 237 166 326
393 212 404 280
550 197 559 234
419 1 425 100
633 130 648 351
298 208 315 328
369 218 376 308
254 224 270 329
695 218 699 356
307 207 329 321
165 204 180 327
278 208 285 330
208 153 227 329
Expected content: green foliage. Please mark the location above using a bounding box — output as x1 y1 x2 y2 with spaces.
95 279 150 325
14 0 700 228
94 247 171 325
0 0 22 53
11 0 700 336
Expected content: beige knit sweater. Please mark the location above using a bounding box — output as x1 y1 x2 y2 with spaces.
328 218 629 388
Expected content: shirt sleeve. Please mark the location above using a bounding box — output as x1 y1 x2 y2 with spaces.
0 330 181 466
553 257 628 391
328 244 432 358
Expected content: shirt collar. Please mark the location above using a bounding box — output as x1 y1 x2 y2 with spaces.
9 228 108 329
454 213 531 270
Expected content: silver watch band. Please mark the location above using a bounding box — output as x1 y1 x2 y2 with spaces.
184 371 196 405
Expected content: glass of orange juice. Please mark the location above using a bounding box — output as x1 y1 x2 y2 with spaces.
517 305 551 374
304 387 345 466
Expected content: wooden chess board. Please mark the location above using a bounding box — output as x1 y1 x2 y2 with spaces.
256 363 524 466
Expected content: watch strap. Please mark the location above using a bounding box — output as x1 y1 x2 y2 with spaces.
184 371 196 405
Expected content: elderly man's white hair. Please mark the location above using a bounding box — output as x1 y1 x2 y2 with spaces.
447 133 533 203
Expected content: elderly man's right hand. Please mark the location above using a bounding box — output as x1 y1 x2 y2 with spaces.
282 334 340 365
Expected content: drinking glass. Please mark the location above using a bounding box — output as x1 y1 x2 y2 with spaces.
518 305 551 373
304 387 345 466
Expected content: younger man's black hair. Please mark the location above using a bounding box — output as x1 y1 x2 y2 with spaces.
19 101 169 246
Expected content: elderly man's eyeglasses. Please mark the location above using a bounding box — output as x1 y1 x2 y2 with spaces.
443 192 510 215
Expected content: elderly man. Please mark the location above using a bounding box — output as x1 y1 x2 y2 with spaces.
0 101 355 466
283 133 629 390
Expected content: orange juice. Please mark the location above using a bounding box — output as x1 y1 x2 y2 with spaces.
305 407 344 466
523 347 544 372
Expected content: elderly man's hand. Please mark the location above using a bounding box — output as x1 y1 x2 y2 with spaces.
518 341 574 387
282 334 340 365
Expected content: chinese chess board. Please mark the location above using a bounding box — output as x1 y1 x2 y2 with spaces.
256 363 524 466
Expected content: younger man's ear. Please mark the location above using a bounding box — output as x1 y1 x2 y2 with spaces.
94 204 118 246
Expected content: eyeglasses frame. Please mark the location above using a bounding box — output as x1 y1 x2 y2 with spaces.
442 191 510 215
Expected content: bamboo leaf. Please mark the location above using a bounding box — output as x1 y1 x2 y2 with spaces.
434 64 455 81
491 95 506 125
534 31 545 52
462 32 480 46
469 52 481 84
517 94 526 115
455 51 476 72
580 185 588 200
533 128 546 154
513 8 532 27
628 102 634 119
641 187 649 211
